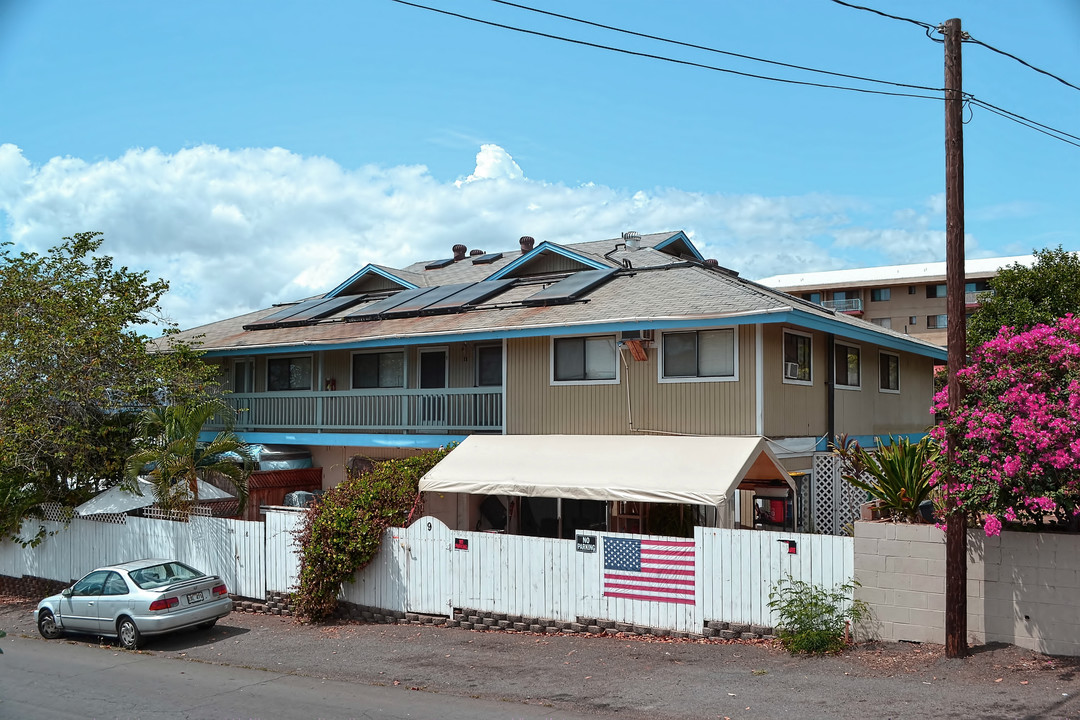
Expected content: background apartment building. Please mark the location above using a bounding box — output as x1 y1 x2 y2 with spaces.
758 255 1033 346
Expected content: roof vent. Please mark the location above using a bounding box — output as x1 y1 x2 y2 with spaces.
704 259 719 268
622 231 641 251
452 244 468 261
469 249 485 256
519 236 535 253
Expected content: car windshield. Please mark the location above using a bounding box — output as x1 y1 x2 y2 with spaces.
128 561 205 590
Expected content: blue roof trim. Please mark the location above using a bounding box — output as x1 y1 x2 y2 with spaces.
814 432 928 452
204 308 946 360
326 265 419 298
199 431 464 449
485 241 609 281
654 231 704 261
779 309 948 361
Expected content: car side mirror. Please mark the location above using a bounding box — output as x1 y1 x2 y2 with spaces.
61 588 72 598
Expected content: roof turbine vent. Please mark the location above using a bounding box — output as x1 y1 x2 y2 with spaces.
469 249 485 256
519 236 535 253
452 244 468 261
621 231 641 251
704 259 719 268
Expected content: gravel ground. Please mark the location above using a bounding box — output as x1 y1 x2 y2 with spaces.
4 594 1080 719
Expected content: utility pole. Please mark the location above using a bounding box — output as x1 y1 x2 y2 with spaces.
943 17 968 659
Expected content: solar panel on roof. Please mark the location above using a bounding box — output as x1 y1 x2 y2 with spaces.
379 283 474 318
471 252 503 265
243 298 330 330
520 268 618 307
422 278 515 313
345 286 439 322
273 294 366 326
425 258 454 270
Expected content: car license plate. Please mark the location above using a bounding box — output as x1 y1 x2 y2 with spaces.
186 591 205 604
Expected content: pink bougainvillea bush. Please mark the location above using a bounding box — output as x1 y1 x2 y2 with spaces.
930 315 1080 536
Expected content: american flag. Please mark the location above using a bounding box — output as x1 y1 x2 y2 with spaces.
602 537 696 605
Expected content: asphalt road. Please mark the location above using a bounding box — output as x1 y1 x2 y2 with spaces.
3 601 1080 720
0 634 586 720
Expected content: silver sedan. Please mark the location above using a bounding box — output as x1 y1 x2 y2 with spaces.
36 559 233 650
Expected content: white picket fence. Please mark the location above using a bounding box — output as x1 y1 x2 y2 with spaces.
0 514 266 599
339 516 854 631
1 511 853 631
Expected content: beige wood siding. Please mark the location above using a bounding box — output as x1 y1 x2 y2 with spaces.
506 327 756 435
762 325 830 438
517 252 593 276
833 350 935 436
762 324 935 438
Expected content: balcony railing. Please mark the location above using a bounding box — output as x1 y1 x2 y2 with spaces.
821 298 863 312
965 290 993 305
210 388 503 434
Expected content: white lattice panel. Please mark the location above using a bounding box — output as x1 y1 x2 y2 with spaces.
809 453 866 535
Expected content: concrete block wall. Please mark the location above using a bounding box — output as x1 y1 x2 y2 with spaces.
855 522 1080 656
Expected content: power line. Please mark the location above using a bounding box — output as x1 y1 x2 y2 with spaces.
392 0 1080 149
391 0 943 101
488 0 941 94
827 0 1080 92
825 0 934 31
964 36 1080 94
967 97 1080 148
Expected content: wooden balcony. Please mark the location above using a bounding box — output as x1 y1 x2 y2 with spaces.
210 388 503 434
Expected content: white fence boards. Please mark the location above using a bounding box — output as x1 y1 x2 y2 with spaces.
2 511 854 632
343 518 854 632
0 515 267 600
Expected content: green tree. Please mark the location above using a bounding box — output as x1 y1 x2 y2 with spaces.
968 246 1080 347
0 232 216 541
125 399 253 514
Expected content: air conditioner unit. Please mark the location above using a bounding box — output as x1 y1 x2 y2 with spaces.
619 329 654 342
784 361 801 379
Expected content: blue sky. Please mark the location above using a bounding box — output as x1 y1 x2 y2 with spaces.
1 1 1077 329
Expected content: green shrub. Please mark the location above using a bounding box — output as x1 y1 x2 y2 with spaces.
292 448 450 620
831 434 937 523
767 575 868 654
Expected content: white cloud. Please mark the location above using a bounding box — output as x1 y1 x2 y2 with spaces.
458 144 523 184
0 143 954 329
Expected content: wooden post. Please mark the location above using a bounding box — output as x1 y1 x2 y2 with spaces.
943 17 968 659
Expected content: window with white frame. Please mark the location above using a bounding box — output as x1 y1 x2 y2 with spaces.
783 331 812 383
879 352 900 392
661 328 736 380
553 336 617 382
352 351 405 389
267 356 312 391
927 314 948 329
834 343 861 388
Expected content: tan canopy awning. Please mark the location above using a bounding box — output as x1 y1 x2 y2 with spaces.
420 434 795 507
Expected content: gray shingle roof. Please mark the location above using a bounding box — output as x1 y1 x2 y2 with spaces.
160 231 945 360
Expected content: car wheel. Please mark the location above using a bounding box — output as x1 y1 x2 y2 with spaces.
197 619 217 631
37 610 63 640
117 616 141 650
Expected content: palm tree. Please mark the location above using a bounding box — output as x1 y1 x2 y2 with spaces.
125 398 253 514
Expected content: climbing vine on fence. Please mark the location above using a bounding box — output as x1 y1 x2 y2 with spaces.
292 447 451 620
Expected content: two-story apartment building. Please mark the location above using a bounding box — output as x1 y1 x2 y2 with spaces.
757 255 1033 346
167 231 946 535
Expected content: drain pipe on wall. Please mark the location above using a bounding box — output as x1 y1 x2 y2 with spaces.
827 333 836 446
618 342 635 432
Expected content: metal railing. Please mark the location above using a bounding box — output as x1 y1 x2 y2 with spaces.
821 298 863 312
209 388 503 433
